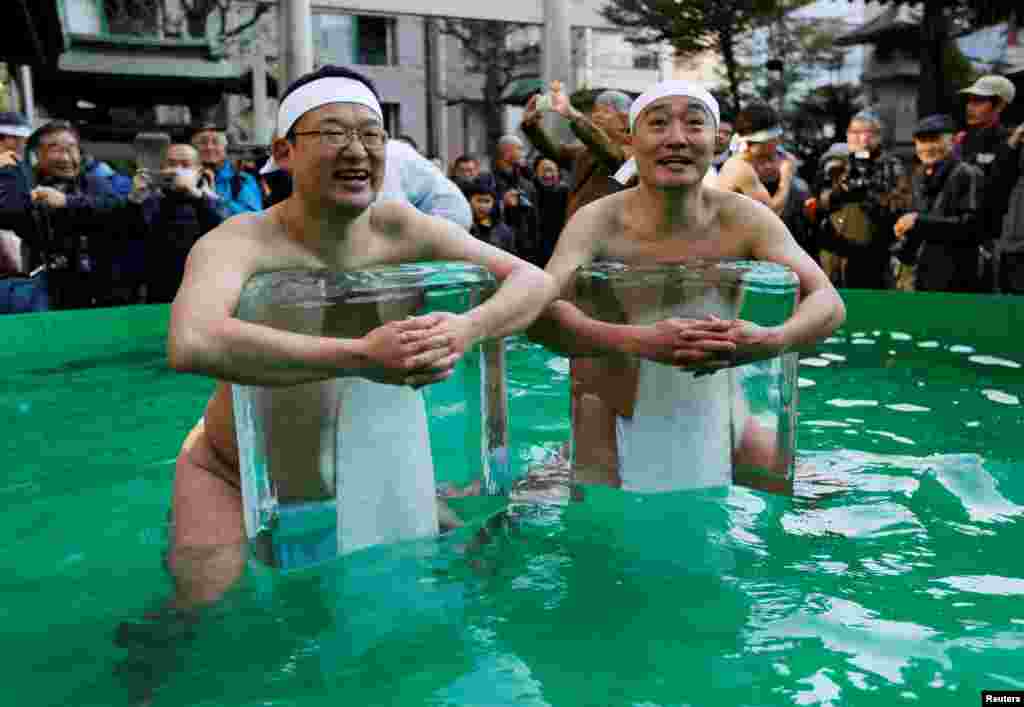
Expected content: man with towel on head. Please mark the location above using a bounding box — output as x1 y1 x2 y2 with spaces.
715 102 797 217
529 79 845 491
164 65 555 607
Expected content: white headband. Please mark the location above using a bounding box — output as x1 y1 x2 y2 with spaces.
733 125 783 154
261 76 383 174
0 125 32 138
614 80 721 185
628 80 720 133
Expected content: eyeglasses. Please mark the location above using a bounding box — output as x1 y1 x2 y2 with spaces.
293 128 388 150
847 129 878 137
39 141 80 154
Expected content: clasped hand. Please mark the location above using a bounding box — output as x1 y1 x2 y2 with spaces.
632 315 778 374
361 312 475 388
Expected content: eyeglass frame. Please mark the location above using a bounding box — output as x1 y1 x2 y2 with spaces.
291 127 389 151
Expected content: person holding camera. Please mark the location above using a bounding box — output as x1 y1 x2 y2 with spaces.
816 109 904 289
0 120 133 310
130 143 228 304
489 134 539 260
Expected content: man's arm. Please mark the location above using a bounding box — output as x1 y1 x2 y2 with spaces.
0 165 37 238
525 199 737 364
717 156 794 216
520 94 584 169
745 197 846 352
397 203 557 341
168 219 452 386
562 107 627 169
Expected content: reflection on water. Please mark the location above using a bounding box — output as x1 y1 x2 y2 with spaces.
4 326 1024 706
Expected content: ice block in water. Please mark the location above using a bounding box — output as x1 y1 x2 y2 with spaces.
570 259 800 495
231 263 506 569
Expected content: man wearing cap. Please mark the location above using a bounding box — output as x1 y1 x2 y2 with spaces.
0 120 134 310
520 82 632 220
956 75 1020 291
191 123 263 215
893 114 983 293
163 65 554 607
529 79 844 490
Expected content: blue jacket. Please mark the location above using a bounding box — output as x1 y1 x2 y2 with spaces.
213 162 263 216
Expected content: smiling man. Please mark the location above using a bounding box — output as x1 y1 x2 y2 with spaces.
528 79 844 490
893 114 983 293
164 65 555 607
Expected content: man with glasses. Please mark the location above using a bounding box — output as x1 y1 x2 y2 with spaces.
816 109 904 288
0 120 133 309
191 123 263 215
162 65 554 609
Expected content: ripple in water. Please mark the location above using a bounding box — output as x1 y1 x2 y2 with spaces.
827 399 880 408
969 355 1021 369
981 389 1020 405
886 404 930 413
933 575 1024 597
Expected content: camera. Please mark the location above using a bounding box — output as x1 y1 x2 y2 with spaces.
844 150 891 196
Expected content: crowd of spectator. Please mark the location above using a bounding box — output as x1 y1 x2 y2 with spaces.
2 72 1023 315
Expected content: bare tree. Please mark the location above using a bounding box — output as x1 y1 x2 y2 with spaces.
441 20 540 158
180 0 273 40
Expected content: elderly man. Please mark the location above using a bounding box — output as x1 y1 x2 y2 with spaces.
521 83 632 219
0 120 133 309
191 123 263 215
529 79 844 491
893 114 983 293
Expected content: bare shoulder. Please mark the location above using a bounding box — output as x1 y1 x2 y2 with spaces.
712 188 787 252
568 190 624 237
189 208 317 274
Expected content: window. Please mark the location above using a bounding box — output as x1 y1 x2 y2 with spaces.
65 0 104 34
66 0 163 36
633 49 659 70
313 13 395 67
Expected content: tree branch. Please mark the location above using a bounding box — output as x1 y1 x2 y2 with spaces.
222 1 272 38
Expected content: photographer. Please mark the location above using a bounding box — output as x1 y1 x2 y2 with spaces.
491 134 539 260
0 120 133 310
130 143 227 303
817 110 904 289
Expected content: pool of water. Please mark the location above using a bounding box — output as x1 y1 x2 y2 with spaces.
2 295 1023 706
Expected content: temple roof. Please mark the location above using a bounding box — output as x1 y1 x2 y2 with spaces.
836 5 919 46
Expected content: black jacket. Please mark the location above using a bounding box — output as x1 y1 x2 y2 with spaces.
0 166 132 307
900 159 983 292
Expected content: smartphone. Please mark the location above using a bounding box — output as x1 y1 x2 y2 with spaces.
133 132 171 175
